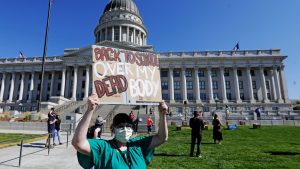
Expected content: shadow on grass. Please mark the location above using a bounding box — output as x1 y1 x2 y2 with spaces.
182 142 215 145
265 151 300 156
154 153 187 157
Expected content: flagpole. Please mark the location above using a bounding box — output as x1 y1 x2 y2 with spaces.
38 0 53 113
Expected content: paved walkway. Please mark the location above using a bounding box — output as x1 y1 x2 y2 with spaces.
0 130 113 169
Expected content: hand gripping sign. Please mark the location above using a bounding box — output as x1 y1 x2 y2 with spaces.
92 45 162 105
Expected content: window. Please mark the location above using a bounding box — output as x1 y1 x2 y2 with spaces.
213 81 218 89
250 70 255 76
240 93 245 100
187 81 193 90
48 74 52 80
107 27 112 41
47 83 51 91
227 93 232 100
200 93 206 100
162 94 169 100
237 70 242 76
198 70 205 77
213 93 218 99
186 70 192 77
174 81 180 90
239 81 244 89
266 81 270 90
39 74 42 80
187 93 194 100
31 106 37 111
225 81 231 89
114 26 120 41
199 81 205 90
252 81 256 89
212 70 217 77
57 83 61 91
272 107 279 111
224 69 230 76
203 107 209 112
174 93 181 100
82 81 86 88
267 93 271 100
83 70 86 77
173 70 180 77
66 116 72 120
101 29 106 41
176 107 183 114
253 92 258 100
161 81 168 90
264 70 268 76
58 74 62 79
160 71 168 77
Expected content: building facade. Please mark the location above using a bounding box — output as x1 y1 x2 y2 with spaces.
0 0 292 115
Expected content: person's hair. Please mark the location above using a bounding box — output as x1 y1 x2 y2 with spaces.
51 108 54 111
112 113 133 128
214 114 218 119
193 111 198 117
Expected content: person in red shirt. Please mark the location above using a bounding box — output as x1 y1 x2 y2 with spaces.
146 116 153 135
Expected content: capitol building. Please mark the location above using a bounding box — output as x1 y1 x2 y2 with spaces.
0 0 292 117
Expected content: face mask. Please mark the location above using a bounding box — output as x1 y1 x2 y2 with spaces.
114 127 133 144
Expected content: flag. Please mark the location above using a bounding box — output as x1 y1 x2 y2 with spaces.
19 51 25 59
233 42 240 50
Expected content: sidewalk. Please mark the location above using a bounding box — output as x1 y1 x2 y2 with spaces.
0 131 113 169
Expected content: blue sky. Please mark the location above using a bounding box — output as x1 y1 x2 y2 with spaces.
0 0 299 99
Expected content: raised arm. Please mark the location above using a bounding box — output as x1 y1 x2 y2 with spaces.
148 101 168 149
72 94 98 155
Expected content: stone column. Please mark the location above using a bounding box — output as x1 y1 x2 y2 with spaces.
233 67 241 103
246 67 255 103
279 65 289 103
105 28 107 40
8 72 15 102
259 67 269 103
65 68 70 98
0 73 6 102
72 66 78 101
18 72 25 101
119 26 122 42
28 72 35 103
60 68 66 97
207 67 214 103
273 66 283 103
133 29 136 44
181 68 187 101
271 69 277 101
84 65 90 99
194 67 201 103
49 71 55 97
220 67 228 103
169 68 175 103
112 26 114 42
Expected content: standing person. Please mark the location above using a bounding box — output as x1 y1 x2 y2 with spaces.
129 111 135 122
212 114 223 144
146 116 153 135
255 107 261 120
72 94 168 169
54 114 63 145
189 111 204 158
225 105 230 121
45 108 56 148
94 116 106 139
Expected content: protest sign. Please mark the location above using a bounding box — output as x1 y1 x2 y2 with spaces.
92 45 162 104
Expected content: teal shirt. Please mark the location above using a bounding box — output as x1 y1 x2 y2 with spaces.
77 136 154 169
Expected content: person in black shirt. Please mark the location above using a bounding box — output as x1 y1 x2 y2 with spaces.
45 108 56 148
189 111 204 158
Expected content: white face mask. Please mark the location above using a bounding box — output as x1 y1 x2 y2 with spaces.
114 127 133 144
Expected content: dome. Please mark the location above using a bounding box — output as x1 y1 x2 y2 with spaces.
103 0 140 16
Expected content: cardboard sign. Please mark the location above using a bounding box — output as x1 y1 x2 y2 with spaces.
92 45 162 105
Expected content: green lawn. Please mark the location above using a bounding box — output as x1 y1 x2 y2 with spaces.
149 126 300 169
0 133 46 148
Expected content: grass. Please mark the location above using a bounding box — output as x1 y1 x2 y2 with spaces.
0 133 47 148
148 126 300 169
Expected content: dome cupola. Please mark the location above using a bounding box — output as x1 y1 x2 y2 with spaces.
94 0 148 47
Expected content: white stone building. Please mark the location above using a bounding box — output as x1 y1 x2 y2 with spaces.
0 0 292 117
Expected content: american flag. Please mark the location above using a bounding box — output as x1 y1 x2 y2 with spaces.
233 42 240 51
19 52 25 59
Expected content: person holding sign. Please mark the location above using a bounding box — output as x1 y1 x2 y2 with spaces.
72 94 168 169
